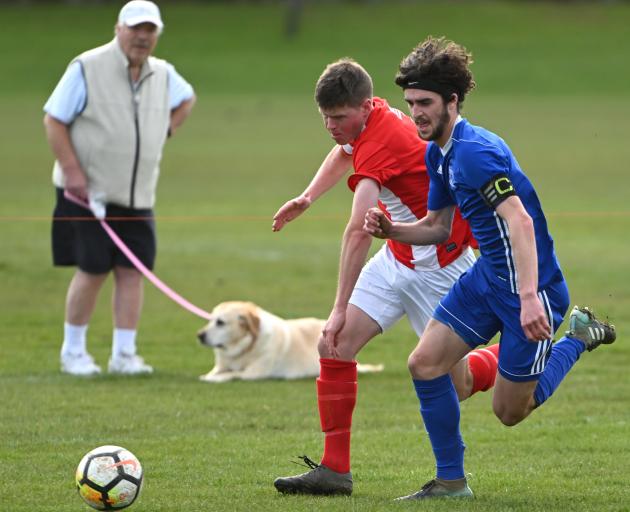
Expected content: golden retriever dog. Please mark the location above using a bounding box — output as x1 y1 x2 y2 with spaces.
197 301 384 383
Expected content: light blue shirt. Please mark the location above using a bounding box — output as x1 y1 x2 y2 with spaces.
44 61 194 124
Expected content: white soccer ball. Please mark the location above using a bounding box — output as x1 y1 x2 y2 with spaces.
75 445 143 510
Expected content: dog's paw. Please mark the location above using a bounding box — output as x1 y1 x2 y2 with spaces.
356 363 385 373
199 371 235 383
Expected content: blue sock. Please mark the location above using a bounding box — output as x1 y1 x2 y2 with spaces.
534 336 584 406
413 374 465 480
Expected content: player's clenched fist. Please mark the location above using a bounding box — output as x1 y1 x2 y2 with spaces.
363 207 392 238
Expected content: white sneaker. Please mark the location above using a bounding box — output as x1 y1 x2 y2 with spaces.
61 352 102 376
108 353 153 375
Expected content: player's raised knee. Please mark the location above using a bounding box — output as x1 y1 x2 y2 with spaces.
493 403 526 427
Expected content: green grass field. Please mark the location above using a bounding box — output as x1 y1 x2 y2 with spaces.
1 2 629 511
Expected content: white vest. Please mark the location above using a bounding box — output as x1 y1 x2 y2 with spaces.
52 39 170 208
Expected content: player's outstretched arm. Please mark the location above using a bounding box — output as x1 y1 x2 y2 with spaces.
323 178 380 358
272 195 312 232
364 206 455 246
496 196 551 342
272 145 352 231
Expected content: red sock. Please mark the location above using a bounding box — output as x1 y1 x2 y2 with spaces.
468 343 500 395
317 358 357 474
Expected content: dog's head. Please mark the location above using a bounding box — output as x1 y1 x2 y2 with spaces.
197 301 261 357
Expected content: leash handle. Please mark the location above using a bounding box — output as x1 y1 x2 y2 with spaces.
63 191 212 321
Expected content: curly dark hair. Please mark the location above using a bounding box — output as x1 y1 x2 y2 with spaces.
395 36 476 110
315 58 373 109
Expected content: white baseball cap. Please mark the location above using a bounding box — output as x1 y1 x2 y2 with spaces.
118 1 164 31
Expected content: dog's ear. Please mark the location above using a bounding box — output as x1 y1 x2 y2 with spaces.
238 307 260 339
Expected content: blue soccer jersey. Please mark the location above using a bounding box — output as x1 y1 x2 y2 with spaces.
426 118 563 294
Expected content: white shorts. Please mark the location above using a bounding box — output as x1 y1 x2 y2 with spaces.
349 245 476 337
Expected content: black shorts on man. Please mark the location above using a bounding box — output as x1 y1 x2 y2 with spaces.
52 188 156 274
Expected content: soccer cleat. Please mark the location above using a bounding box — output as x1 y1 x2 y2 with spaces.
61 352 102 376
395 477 474 500
108 353 154 375
274 455 353 496
565 306 616 352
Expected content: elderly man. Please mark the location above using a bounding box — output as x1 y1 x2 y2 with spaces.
44 1 196 376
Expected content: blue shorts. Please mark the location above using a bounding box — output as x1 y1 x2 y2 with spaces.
434 262 570 382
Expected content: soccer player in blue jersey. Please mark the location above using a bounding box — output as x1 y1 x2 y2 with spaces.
364 36 617 500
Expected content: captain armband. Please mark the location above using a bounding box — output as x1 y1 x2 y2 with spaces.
479 173 516 209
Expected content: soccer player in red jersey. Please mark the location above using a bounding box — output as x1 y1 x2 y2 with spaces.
272 59 498 496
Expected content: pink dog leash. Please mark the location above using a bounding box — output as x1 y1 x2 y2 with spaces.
63 191 212 321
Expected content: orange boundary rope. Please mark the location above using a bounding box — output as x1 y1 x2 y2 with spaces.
1 211 628 222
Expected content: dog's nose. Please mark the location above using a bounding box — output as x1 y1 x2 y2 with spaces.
197 331 206 344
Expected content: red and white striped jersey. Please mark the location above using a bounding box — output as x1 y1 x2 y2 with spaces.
344 97 474 270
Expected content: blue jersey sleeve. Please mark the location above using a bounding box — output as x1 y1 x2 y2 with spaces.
427 173 455 210
458 140 510 190
425 146 455 211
